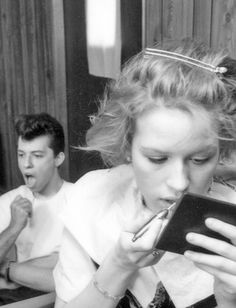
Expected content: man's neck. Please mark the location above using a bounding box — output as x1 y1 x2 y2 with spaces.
33 175 64 199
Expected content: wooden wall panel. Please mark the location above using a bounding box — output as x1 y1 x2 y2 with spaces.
144 0 236 57
162 0 194 40
144 0 162 47
211 0 236 57
193 0 212 45
0 0 68 192
51 0 68 165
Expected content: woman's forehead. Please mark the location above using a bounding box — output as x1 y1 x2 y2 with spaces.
136 104 214 128
134 106 219 151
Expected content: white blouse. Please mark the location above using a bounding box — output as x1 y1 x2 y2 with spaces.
53 164 236 308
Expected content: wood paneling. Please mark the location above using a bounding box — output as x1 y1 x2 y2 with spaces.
0 0 68 191
211 0 236 53
144 0 236 58
144 0 163 47
193 0 212 45
162 0 194 40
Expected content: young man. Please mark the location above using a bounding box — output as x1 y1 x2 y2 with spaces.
0 113 72 304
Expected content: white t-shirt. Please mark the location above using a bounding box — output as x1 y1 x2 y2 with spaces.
0 181 73 262
53 165 236 308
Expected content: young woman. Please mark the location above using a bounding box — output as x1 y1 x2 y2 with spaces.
54 40 236 308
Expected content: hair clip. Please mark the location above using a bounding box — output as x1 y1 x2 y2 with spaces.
145 48 227 75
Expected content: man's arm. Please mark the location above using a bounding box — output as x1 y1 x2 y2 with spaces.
0 195 32 263
0 225 21 263
7 253 58 292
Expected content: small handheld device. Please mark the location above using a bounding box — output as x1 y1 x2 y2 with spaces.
132 208 169 242
155 192 236 255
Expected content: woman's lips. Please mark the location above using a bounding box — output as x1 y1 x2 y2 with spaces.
159 199 178 216
160 198 177 206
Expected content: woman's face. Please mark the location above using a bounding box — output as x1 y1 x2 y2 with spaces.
131 106 220 213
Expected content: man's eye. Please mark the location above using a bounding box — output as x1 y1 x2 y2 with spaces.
17 153 24 158
148 157 168 164
191 157 209 165
34 154 43 158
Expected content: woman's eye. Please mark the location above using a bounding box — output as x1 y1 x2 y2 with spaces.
191 157 209 165
148 157 168 164
18 153 24 158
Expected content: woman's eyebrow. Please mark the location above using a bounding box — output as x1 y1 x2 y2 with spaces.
191 146 218 155
140 146 169 154
140 145 218 155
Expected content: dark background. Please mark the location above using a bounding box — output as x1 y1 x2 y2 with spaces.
63 0 142 181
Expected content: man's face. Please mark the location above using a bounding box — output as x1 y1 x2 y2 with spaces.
17 135 60 194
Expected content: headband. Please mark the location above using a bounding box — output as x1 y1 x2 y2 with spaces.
145 48 228 74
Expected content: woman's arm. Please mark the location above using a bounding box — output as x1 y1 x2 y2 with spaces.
54 215 164 308
56 250 136 308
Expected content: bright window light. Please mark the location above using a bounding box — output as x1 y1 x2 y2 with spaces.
86 0 117 47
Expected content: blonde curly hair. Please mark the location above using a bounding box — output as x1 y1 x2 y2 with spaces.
82 39 236 166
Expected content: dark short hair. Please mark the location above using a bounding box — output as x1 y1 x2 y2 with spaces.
15 113 65 156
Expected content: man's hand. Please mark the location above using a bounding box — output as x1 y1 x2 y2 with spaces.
0 196 32 265
0 277 19 290
0 260 20 290
0 259 10 278
9 195 32 232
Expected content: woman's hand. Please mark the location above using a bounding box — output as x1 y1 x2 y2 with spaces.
110 214 166 272
184 218 236 307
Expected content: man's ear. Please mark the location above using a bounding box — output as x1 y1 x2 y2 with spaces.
124 148 132 163
55 152 65 167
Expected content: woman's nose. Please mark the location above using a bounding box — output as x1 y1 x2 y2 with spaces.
166 163 189 193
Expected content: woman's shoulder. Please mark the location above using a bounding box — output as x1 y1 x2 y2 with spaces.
62 164 134 221
211 178 236 203
60 165 135 254
72 164 134 194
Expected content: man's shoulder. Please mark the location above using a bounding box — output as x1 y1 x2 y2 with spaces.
61 181 74 190
56 181 74 199
0 185 32 203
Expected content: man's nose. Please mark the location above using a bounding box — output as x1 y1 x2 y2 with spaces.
23 155 33 168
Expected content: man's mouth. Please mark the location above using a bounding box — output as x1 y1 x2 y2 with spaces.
25 174 33 179
24 174 35 186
